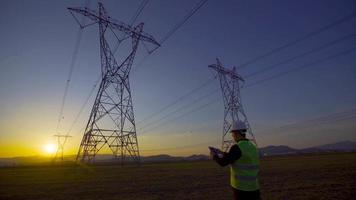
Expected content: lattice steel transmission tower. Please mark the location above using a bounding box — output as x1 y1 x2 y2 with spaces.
68 3 160 163
53 134 72 162
208 58 256 152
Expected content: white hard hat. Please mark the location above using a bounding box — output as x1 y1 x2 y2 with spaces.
230 120 247 132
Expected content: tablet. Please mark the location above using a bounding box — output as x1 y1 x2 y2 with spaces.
209 146 223 158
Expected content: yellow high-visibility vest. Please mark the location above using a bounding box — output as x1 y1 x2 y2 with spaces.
230 140 260 191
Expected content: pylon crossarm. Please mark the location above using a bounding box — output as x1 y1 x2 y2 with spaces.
68 6 159 47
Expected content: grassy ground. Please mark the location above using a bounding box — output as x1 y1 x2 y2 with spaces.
1 152 355 200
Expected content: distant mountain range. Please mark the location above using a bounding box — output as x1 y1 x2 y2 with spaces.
0 154 211 166
1 141 355 166
259 140 356 156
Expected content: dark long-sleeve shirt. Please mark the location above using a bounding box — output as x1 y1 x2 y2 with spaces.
213 139 248 166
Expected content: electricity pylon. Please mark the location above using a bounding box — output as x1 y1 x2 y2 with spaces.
68 3 160 163
53 134 72 162
208 58 256 152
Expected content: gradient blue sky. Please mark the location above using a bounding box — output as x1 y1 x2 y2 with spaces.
1 0 356 157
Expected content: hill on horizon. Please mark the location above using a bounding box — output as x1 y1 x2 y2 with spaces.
1 140 355 166
260 140 356 156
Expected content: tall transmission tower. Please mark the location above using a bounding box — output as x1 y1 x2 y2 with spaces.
208 58 256 152
53 134 72 162
68 3 160 163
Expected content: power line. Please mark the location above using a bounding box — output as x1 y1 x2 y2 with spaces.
238 10 356 69
141 109 356 151
64 3 356 144
159 0 208 44
56 28 83 133
139 46 356 135
140 97 219 134
62 76 100 145
138 87 219 131
133 0 208 72
139 108 356 152
245 45 356 88
136 9 356 151
280 109 356 130
53 0 92 158
129 0 149 26
66 76 101 135
140 140 217 152
113 0 150 54
245 32 356 78
136 33 356 134
260 109 356 134
141 109 356 152
133 13 356 129
137 77 215 125
133 11 356 130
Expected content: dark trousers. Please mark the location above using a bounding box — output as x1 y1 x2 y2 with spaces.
232 187 260 200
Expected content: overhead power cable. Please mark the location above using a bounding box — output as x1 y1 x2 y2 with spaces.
135 10 356 130
279 109 356 130
139 105 356 152
159 0 208 44
129 0 149 26
56 3 90 133
238 10 356 69
245 45 356 88
113 0 150 54
140 109 356 152
138 87 219 131
133 7 356 129
137 77 215 124
260 109 356 135
134 11 356 119
62 77 100 145
140 97 220 134
245 32 356 78
282 115 356 132
140 140 217 152
66 76 101 135
137 33 356 134
138 32 356 131
133 0 208 72
139 46 356 135
56 29 83 132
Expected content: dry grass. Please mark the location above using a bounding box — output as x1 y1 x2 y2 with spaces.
1 152 355 200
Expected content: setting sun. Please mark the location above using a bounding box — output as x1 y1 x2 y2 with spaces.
43 143 57 154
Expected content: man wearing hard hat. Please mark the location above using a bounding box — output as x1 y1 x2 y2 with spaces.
211 120 260 200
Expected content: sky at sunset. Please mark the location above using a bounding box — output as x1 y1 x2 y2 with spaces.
1 0 356 158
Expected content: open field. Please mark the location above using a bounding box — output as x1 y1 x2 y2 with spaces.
1 152 356 200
